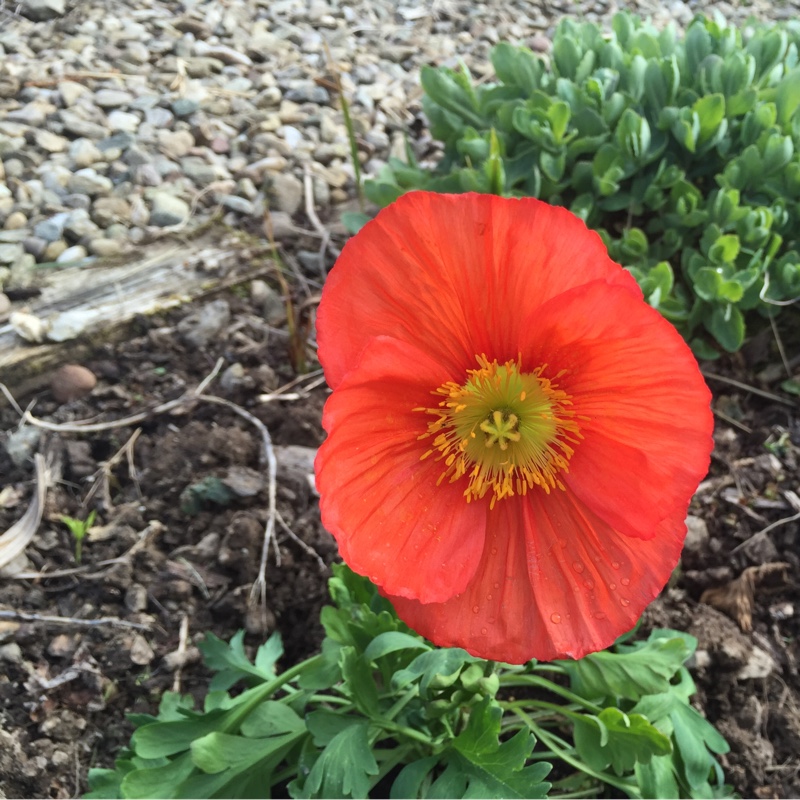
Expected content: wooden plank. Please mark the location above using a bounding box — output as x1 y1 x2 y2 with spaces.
0 234 272 397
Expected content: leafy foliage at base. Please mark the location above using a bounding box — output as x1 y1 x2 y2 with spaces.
364 13 800 356
86 566 730 799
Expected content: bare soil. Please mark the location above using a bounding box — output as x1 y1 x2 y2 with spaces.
0 248 799 798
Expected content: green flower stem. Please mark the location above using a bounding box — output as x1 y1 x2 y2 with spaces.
383 685 420 723
304 694 351 706
513 708 641 799
378 718 439 747
499 674 604 714
221 655 322 734
531 663 568 675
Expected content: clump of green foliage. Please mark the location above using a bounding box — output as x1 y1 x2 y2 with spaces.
365 13 800 357
87 566 730 799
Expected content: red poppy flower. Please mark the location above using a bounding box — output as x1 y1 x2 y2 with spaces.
315 191 713 663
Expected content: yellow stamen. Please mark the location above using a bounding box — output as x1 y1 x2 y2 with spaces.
418 356 582 508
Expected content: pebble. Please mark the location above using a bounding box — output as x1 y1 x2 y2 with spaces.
50 364 98 403
56 245 89 263
149 192 190 227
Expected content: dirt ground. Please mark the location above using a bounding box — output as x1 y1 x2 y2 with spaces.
0 235 799 798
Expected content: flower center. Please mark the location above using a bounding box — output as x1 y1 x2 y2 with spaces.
418 356 582 508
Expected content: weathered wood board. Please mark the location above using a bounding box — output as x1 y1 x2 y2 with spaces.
0 234 270 397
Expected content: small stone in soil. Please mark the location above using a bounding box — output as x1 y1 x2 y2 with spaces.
50 364 98 403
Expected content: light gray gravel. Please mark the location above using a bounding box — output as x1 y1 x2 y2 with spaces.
0 0 794 303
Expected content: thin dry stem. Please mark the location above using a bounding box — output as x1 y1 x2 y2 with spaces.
304 163 330 281
0 359 223 434
195 394 277 616
0 609 150 631
702 370 795 406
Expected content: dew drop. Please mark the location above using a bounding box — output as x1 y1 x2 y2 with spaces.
621 577 630 586
550 613 562 624
609 582 616 591
620 597 630 607
611 561 620 570
493 582 500 590
558 539 566 548
481 627 488 635
583 579 594 590
472 605 480 614
486 594 493 601
491 547 498 555
572 561 584 573
594 611 606 620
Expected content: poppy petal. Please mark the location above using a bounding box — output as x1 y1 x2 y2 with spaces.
315 335 488 603
520 280 713 541
389 491 687 663
317 192 640 390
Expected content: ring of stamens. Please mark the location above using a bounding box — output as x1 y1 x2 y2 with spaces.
417 356 582 508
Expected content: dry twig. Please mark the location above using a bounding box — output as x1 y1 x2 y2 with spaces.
0 359 223 433
0 609 150 631
195 395 277 616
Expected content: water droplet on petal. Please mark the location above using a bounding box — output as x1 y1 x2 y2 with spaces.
609 583 616 590
572 561 584 573
486 594 493 601
620 597 630 607
621 577 630 586
550 613 562 624
472 605 480 614
558 539 566 548
583 579 594 589
611 561 620 570
491 547 498 555
594 611 606 620
493 582 500 590
480 627 488 635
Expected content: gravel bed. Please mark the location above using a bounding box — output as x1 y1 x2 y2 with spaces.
0 0 793 318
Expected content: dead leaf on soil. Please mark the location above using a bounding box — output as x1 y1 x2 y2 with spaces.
701 562 791 631
0 453 50 573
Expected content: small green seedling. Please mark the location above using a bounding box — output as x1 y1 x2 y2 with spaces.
60 510 96 564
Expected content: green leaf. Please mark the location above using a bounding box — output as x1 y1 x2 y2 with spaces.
299 722 379 799
558 635 690 701
363 631 431 662
706 304 745 352
420 66 483 129
781 378 800 396
692 94 725 145
635 754 681 799
547 101 571 142
553 35 581 80
392 648 478 695
85 768 126 799
693 268 744 304
390 756 440 800
341 211 371 234
340 647 380 716
199 630 282 691
239 700 305 738
776 67 800 127
573 707 672 775
448 699 552 798
191 730 302 775
121 751 196 799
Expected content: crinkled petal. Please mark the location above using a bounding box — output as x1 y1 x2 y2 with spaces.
317 192 640 389
388 491 688 663
521 280 713 541
315 335 487 603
